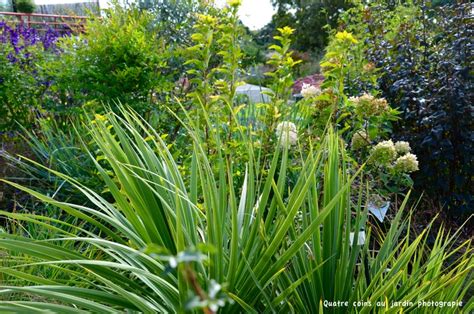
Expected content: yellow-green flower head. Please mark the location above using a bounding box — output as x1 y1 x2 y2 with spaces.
370 140 397 165
394 153 419 173
95 114 106 121
227 0 242 7
335 30 358 44
394 141 411 155
197 14 218 26
351 130 370 150
278 26 295 36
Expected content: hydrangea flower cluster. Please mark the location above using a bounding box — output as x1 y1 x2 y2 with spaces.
351 130 370 150
301 83 321 99
275 121 298 148
292 74 324 94
312 87 337 110
394 153 419 173
370 139 419 174
370 140 397 165
394 141 411 154
363 62 375 72
349 93 389 116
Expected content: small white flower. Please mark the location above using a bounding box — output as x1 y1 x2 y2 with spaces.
394 153 419 173
275 121 298 148
301 83 321 99
168 257 177 268
394 141 411 154
208 280 222 298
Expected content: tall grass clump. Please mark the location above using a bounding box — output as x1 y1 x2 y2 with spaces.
0 107 472 313
0 118 101 208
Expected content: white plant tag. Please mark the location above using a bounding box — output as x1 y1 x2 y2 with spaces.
368 201 390 222
349 231 366 246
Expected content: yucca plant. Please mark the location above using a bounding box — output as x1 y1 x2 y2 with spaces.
0 107 472 313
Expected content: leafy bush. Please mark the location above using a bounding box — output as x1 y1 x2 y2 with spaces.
297 29 415 199
0 23 65 130
1 2 209 129
45 4 172 115
14 0 35 13
259 0 352 53
139 0 211 47
339 1 473 216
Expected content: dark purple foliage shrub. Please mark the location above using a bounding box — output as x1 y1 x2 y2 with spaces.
341 2 473 217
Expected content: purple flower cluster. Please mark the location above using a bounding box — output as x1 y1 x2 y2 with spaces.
0 21 68 63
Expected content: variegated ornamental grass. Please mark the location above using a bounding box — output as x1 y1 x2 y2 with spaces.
0 108 471 313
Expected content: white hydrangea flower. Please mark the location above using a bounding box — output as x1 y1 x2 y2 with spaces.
275 121 298 148
301 83 321 99
370 140 396 165
394 141 411 154
351 130 370 150
349 93 389 115
394 153 419 173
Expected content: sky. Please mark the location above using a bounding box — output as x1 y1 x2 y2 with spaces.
32 0 275 30
215 0 275 30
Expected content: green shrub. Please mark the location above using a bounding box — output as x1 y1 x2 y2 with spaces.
296 29 414 199
45 4 172 115
139 0 212 48
14 0 35 13
258 1 353 53
0 46 39 130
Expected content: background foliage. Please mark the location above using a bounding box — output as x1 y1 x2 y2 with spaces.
338 0 473 216
14 0 35 13
45 4 171 115
258 0 352 52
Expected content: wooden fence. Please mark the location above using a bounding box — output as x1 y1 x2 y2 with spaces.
0 11 89 33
